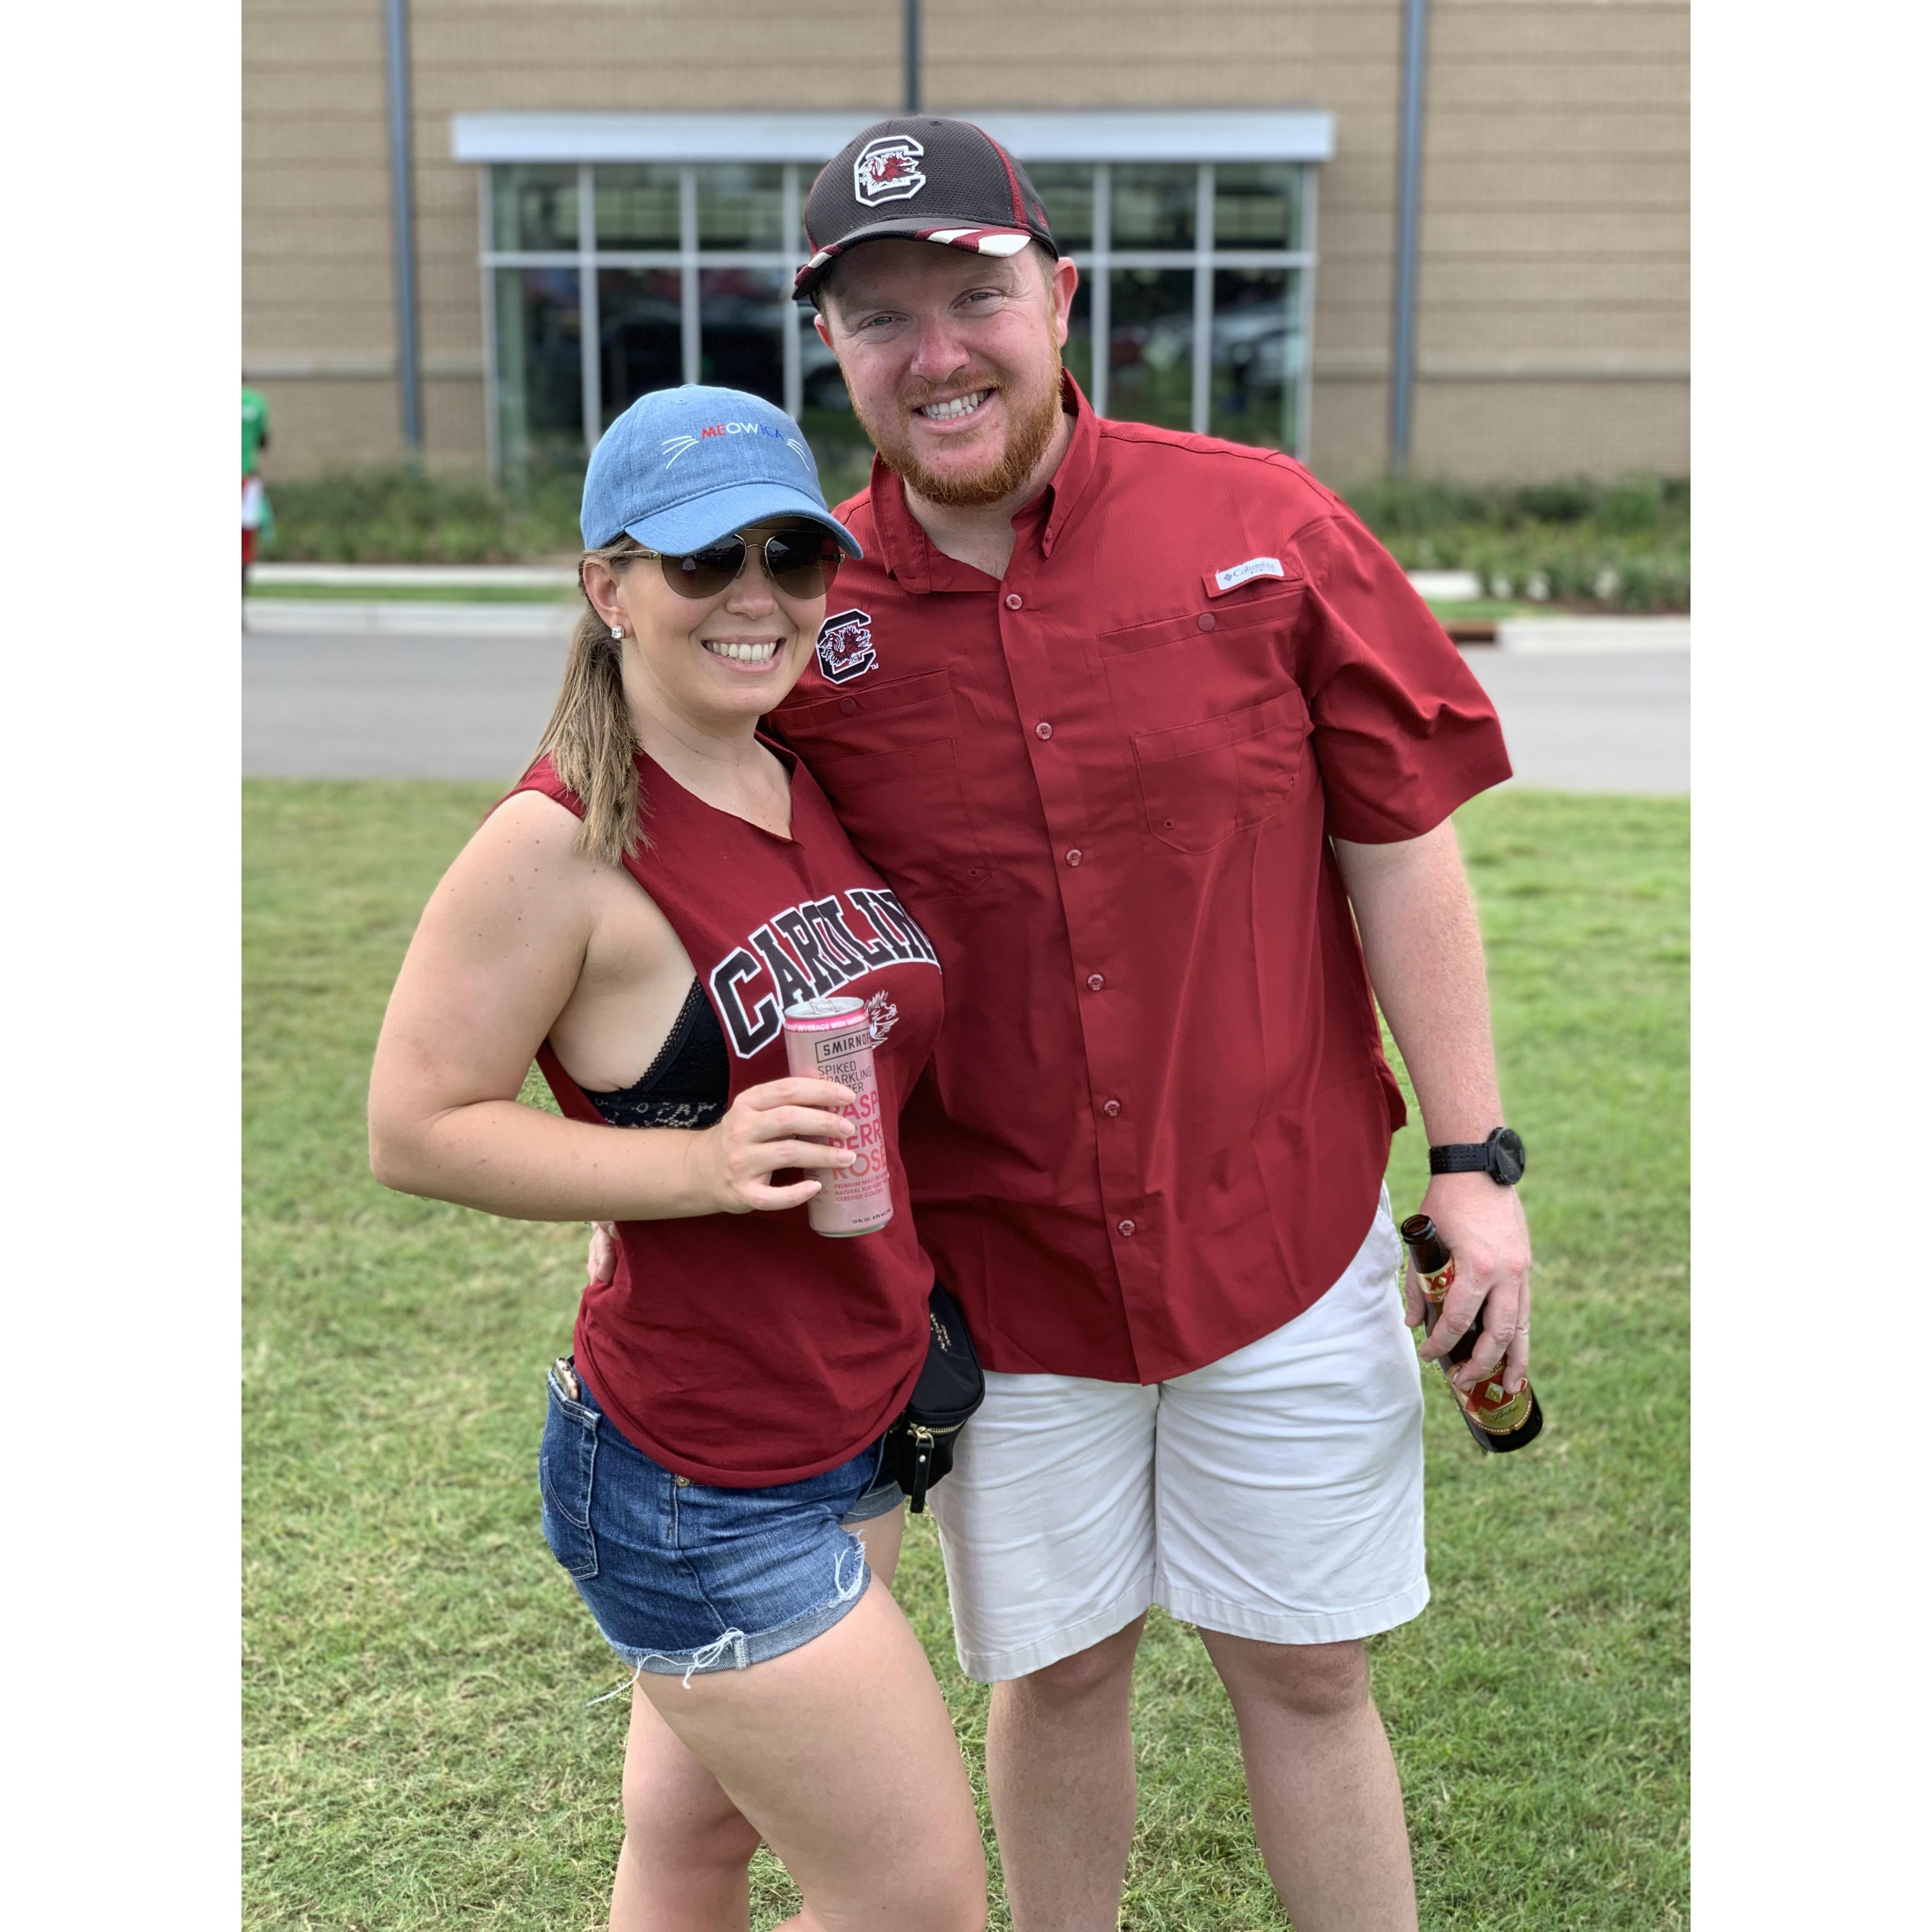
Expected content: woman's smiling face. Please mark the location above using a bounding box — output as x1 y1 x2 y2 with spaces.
585 523 830 735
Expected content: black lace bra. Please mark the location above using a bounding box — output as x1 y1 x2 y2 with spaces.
577 979 729 1131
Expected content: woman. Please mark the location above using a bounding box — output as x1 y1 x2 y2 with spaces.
368 385 985 1932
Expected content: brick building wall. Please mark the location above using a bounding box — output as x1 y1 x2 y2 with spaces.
243 0 1687 486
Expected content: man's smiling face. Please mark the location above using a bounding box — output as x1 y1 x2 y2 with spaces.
816 240 1079 507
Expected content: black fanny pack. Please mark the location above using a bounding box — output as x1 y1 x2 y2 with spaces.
882 1280 984 1513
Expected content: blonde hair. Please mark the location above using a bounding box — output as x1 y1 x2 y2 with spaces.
531 537 653 866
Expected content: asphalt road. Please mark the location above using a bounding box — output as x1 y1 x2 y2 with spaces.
242 612 1688 793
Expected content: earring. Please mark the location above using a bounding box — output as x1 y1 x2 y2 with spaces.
610 624 623 641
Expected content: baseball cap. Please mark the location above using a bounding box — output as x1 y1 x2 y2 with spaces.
579 385 862 560
794 117 1059 304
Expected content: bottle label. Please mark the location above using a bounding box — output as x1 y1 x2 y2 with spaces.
1416 1255 1533 1433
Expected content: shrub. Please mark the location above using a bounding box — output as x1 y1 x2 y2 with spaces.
263 467 584 564
1335 471 1690 612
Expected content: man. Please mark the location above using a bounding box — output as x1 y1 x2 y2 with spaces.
602 118 1532 1932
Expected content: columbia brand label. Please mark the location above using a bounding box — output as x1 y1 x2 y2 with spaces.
1210 555 1287 596
853 136 926 207
816 608 877 684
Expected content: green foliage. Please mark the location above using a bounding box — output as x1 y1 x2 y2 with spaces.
243 782 1686 1930
1336 472 1690 612
264 467 585 564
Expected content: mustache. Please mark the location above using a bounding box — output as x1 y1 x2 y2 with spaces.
900 375 1003 410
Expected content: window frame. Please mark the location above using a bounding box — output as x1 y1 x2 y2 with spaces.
465 113 1329 477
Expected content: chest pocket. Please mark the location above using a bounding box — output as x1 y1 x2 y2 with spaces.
776 669 991 899
1131 690 1311 853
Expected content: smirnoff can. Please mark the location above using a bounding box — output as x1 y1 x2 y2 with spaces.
782 997 893 1239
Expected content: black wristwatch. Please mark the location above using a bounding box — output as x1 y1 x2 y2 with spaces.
1427 1127 1526 1186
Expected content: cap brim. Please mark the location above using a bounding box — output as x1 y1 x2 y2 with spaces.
793 220 1049 302
619 483 862 560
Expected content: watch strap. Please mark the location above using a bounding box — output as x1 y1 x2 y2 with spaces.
1428 1143 1495 1175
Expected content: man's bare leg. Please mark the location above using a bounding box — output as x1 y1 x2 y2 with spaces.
1198 1631 1418 1932
984 1616 1145 1932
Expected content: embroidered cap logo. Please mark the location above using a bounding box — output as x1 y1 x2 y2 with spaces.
852 136 927 207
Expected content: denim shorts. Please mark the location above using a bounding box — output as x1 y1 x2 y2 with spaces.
538 1359 906 1680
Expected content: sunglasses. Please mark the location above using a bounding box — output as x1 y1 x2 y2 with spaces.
635 526 844 601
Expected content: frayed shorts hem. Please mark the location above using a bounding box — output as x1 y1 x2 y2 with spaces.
1156 1576 1431 1647
953 1575 1154 1684
605 1563 873 1680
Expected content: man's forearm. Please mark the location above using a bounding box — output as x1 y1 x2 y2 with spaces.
1331 819 1502 1141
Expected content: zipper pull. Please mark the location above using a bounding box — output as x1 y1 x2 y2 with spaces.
908 1425 935 1513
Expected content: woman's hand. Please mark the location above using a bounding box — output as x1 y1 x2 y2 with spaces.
687 1077 859 1215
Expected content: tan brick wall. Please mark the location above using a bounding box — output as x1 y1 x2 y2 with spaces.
243 0 1688 485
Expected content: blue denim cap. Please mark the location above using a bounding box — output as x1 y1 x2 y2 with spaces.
579 385 862 561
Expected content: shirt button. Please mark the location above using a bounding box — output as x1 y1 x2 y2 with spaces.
1197 611 1216 632
838 697 858 715
1035 722 1053 739
1065 848 1083 867
1102 1099 1121 1117
1005 593 1024 610
1086 973 1105 991
1117 1219 1137 1237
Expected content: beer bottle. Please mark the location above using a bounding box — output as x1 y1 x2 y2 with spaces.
1400 1213 1544 1454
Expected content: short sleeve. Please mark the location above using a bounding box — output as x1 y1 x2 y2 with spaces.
1288 510 1513 842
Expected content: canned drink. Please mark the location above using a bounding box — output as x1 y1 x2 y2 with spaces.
782 997 893 1239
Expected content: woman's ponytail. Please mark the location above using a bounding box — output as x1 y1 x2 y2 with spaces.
530 540 651 867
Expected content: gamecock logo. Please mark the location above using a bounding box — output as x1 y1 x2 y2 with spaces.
816 608 877 685
853 136 926 207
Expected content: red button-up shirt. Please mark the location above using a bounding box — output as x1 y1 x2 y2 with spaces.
772 380 1511 1384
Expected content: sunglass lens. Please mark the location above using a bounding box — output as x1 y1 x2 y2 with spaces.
664 539 746 598
765 529 842 596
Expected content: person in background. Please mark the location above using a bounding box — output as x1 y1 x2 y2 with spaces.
369 386 985 1932
241 384 274 598
598 117 1532 1932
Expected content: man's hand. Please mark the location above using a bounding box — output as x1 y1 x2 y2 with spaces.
1403 1172 1532 1395
587 1219 618 1285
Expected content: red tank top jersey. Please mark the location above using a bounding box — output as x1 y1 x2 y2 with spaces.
508 744 945 1486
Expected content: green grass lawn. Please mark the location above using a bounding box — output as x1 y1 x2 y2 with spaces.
243 783 1687 1930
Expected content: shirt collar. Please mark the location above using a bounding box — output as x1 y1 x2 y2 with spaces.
864 371 1104 591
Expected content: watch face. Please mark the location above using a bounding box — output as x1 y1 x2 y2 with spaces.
1490 1127 1526 1185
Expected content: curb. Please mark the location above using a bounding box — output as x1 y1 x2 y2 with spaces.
1496 616 1689 655
244 598 573 636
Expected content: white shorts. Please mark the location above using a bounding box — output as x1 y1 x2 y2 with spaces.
928 1194 1427 1682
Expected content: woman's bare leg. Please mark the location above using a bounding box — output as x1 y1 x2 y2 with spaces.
608 1508 921 1932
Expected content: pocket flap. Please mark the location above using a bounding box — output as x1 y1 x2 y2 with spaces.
1132 691 1310 767
779 668 957 754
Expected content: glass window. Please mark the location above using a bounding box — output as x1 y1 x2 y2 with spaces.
493 165 578 253
1025 163 1094 253
1111 165 1196 250
800 310 871 502
1107 269 1194 431
595 166 682 251
698 165 784 250
494 268 583 478
699 267 786 404
484 156 1316 474
1208 269 1300 450
1060 276 1093 399
1214 163 1301 252
598 270 683 427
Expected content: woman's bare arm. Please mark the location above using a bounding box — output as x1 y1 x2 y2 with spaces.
368 792 854 1221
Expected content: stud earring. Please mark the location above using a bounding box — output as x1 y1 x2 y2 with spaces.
610 624 623 641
